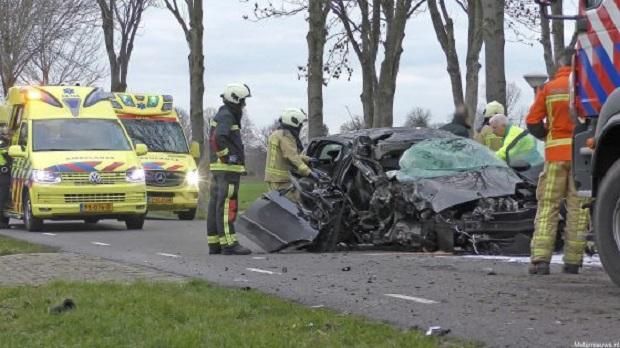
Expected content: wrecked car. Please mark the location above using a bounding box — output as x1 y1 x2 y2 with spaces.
237 128 545 255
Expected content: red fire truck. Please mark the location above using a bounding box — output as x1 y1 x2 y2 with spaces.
537 0 620 285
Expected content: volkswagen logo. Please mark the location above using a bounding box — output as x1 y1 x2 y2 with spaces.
89 172 103 184
154 172 166 184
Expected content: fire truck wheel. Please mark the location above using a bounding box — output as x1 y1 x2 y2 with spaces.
177 208 196 221
125 215 145 230
23 194 43 232
594 159 620 287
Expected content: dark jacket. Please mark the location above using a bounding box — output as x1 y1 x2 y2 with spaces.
208 104 245 173
440 117 471 138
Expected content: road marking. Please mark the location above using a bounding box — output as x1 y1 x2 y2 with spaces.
42 233 56 236
384 294 438 304
252 256 267 260
157 252 180 258
91 242 110 246
246 267 282 275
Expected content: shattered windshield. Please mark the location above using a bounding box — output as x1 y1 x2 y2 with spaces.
396 137 510 179
120 118 189 153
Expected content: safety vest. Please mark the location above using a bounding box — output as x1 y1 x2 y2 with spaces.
265 129 310 183
525 66 573 161
496 124 540 165
475 125 503 152
0 149 7 167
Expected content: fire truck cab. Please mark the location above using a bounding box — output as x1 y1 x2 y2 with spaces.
112 93 200 220
0 86 148 231
538 0 620 285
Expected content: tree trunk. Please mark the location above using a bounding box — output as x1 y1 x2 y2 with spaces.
428 0 464 109
189 0 205 147
307 0 329 139
482 0 506 111
551 1 564 67
540 5 555 77
465 0 484 126
360 62 376 128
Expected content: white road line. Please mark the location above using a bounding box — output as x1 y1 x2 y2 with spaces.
42 233 56 236
252 256 267 260
246 267 282 275
91 242 110 246
384 294 439 305
157 252 180 258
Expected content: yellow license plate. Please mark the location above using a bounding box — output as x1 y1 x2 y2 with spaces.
149 197 173 204
81 203 113 212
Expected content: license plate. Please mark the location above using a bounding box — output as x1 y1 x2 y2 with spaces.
81 203 113 212
148 197 173 204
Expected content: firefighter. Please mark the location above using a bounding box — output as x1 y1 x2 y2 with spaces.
525 49 589 275
206 83 252 255
0 125 11 229
265 108 320 195
489 114 541 165
439 104 471 138
474 101 504 151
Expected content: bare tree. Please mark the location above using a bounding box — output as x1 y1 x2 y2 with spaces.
97 0 150 92
403 107 432 127
505 81 521 116
307 0 331 139
481 0 506 109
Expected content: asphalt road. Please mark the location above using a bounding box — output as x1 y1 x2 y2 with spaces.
2 219 619 347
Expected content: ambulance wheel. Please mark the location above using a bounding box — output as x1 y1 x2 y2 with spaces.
177 208 196 221
23 194 43 232
594 159 620 287
84 218 99 224
125 215 145 230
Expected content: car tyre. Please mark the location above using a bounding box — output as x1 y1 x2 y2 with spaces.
23 194 43 232
594 159 620 287
125 215 145 230
177 208 196 221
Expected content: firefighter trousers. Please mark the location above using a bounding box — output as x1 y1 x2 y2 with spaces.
0 174 10 225
207 172 240 247
531 161 590 265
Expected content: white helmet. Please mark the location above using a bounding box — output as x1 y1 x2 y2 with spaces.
221 83 251 104
280 108 307 128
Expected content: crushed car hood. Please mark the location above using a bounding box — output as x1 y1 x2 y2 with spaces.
397 166 523 213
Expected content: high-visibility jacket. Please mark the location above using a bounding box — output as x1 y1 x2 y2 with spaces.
496 124 541 165
208 105 246 173
526 66 573 161
265 129 311 183
0 149 6 166
474 125 503 151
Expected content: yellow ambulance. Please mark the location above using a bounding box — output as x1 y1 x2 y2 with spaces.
112 93 200 220
0 86 148 231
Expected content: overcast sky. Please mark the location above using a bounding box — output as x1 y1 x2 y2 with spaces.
121 1 576 132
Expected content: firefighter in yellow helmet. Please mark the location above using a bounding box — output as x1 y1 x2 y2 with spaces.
265 108 320 195
0 124 11 229
474 101 505 151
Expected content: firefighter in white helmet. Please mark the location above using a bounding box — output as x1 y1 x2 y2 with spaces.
265 108 320 196
474 101 505 151
207 83 252 255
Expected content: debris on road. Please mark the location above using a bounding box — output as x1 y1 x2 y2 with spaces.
49 298 76 315
425 326 451 336
342 266 351 272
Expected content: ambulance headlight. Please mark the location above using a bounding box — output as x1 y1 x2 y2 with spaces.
186 170 200 187
126 168 145 183
32 170 61 184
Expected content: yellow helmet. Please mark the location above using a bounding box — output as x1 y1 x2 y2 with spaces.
483 101 505 118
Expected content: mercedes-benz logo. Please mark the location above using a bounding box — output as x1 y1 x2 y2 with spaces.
89 172 102 184
154 172 166 184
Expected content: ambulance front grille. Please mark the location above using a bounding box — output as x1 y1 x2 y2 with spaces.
145 170 185 187
37 193 145 204
60 172 126 185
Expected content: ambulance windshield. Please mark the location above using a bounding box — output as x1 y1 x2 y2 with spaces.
120 118 189 154
33 119 132 151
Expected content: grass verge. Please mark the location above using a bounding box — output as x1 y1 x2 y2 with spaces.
0 235 56 256
238 180 269 211
0 280 454 348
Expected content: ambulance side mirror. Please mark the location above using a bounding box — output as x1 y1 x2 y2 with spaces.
190 141 201 160
8 145 25 158
135 143 148 156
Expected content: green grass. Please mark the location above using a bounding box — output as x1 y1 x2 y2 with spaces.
0 280 455 348
238 180 269 211
0 235 56 256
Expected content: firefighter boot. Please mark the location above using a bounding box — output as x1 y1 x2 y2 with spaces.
563 264 580 274
222 243 252 255
528 262 550 275
208 244 221 255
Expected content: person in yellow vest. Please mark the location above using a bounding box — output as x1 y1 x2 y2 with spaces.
475 101 505 151
489 114 542 166
0 125 11 229
265 108 320 197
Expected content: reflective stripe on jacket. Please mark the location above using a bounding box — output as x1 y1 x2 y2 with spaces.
525 66 573 161
208 105 246 173
265 129 311 183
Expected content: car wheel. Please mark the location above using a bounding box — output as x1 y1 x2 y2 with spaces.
177 208 196 221
594 159 620 287
23 194 43 232
125 215 145 230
